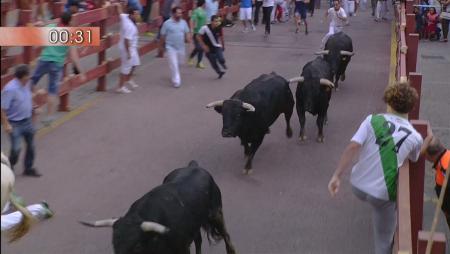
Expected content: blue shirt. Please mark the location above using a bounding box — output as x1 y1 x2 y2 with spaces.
241 0 252 8
160 18 190 51
205 0 219 22
1 79 33 121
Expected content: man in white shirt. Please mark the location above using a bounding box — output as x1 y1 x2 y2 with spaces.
116 3 141 94
328 83 425 254
160 7 191 88
321 0 347 48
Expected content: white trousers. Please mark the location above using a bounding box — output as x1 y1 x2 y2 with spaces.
1 204 47 231
376 0 387 19
166 46 185 87
321 25 343 48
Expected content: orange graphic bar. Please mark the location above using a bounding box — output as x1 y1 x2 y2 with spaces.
0 27 100 46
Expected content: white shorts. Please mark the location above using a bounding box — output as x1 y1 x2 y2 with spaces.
120 47 140 75
240 7 252 20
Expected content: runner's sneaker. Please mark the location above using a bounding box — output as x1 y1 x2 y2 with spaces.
187 58 195 66
196 62 206 69
251 24 256 31
128 80 139 88
39 201 54 219
116 87 131 94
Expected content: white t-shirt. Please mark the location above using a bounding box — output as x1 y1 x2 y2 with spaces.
263 0 274 7
350 114 423 201
119 14 139 50
328 7 347 28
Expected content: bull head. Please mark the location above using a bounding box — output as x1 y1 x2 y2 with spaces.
206 99 256 137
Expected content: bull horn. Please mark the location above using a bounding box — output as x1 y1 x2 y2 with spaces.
314 50 329 55
340 50 354 56
141 221 170 234
242 102 256 112
319 79 335 88
206 100 224 108
79 218 118 227
289 76 304 83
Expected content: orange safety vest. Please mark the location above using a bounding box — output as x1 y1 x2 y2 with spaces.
434 150 450 186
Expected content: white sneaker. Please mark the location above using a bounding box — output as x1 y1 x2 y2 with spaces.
116 87 131 94
127 80 139 88
251 24 256 31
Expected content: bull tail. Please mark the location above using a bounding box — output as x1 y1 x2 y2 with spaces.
6 190 36 243
79 218 118 227
204 182 225 244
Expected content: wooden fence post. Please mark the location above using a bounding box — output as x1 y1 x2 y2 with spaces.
96 18 107 91
418 231 447 254
408 73 422 120
409 120 429 254
406 33 419 74
406 0 414 14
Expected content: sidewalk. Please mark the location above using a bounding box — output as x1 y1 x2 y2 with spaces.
417 39 450 249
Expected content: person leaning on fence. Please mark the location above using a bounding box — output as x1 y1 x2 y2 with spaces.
115 2 141 94
197 15 227 79
328 83 426 254
1 65 43 177
29 12 85 126
422 136 450 228
160 6 191 88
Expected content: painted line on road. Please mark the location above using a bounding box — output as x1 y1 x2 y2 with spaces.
36 95 101 139
388 21 397 87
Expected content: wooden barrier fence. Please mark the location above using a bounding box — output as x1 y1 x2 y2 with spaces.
393 1 447 254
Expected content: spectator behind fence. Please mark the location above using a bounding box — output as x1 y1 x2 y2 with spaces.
422 136 450 229
30 12 86 126
160 6 191 88
115 3 141 94
439 0 450 42
1 65 42 177
425 7 441 40
328 83 425 254
197 15 227 79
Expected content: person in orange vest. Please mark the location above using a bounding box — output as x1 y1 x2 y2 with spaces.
423 136 449 228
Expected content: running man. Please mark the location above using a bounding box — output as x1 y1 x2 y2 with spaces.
294 0 308 34
321 0 347 48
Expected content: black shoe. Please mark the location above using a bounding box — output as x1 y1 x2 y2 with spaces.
218 71 225 79
23 168 42 177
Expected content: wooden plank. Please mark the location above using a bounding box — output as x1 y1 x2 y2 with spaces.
397 161 413 254
1 54 24 72
417 231 447 254
408 73 422 120
1 2 12 13
71 7 109 25
138 40 159 55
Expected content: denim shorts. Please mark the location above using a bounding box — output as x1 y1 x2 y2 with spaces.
295 1 308 20
31 60 63 95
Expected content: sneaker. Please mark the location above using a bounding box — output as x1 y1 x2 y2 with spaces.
242 28 249 33
251 24 256 31
218 71 225 79
127 80 139 88
23 168 42 177
41 116 56 127
187 58 195 66
173 83 181 88
39 201 54 219
196 62 206 69
116 87 131 94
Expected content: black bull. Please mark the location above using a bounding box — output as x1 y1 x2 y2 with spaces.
291 57 335 143
316 32 354 89
206 72 295 174
80 161 236 254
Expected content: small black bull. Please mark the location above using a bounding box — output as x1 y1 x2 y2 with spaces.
290 57 335 143
206 72 295 174
80 161 236 254
316 32 354 89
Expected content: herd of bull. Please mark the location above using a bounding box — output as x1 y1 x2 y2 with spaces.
76 31 355 254
1 32 354 254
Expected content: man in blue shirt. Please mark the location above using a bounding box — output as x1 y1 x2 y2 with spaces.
240 0 255 32
1 65 41 177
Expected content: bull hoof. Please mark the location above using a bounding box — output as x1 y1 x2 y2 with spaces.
299 135 307 141
242 169 253 175
286 128 293 138
317 136 324 143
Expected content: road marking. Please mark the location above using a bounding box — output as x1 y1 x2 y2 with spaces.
388 21 397 87
36 96 101 139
